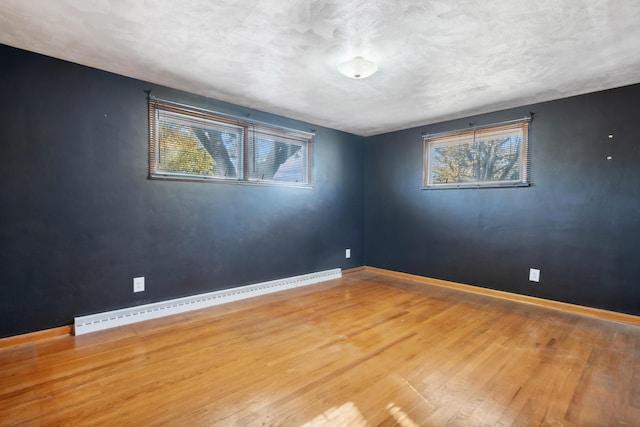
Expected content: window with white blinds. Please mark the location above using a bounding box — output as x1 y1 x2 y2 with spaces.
248 127 310 184
423 120 530 189
149 99 313 187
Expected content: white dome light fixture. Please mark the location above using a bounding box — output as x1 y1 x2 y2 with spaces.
338 56 378 79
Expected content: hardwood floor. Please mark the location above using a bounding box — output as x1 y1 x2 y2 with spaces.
1 270 639 426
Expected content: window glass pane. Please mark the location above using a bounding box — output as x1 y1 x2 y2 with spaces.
431 140 476 184
250 133 306 183
156 111 243 179
157 120 214 176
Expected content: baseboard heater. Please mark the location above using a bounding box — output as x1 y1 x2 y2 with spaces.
74 268 342 335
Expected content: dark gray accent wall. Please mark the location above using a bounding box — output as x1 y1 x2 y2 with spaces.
364 84 640 315
0 45 365 338
2 43 639 339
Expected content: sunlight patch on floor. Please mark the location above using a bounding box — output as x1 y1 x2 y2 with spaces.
387 402 419 427
300 401 369 427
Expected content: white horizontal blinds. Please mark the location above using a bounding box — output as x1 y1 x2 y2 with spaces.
150 100 245 180
519 122 529 183
249 125 311 183
148 100 157 176
425 121 530 187
429 129 475 147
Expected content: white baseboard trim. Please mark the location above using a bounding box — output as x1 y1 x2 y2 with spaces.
74 268 342 335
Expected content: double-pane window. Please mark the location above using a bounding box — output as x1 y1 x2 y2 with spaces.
423 121 530 189
149 100 312 187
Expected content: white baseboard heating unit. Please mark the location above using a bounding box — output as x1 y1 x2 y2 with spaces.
74 268 342 335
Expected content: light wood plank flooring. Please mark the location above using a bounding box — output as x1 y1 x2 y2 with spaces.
1 270 639 426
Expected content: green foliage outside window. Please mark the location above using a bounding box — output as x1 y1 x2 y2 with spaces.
158 123 214 176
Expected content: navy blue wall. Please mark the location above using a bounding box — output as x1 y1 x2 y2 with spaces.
2 43 639 339
364 84 640 315
0 45 365 338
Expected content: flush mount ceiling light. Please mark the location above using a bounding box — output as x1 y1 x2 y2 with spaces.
338 56 378 79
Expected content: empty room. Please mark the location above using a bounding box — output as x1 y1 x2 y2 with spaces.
1 1 639 425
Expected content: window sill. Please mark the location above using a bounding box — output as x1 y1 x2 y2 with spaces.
148 173 313 189
422 182 530 190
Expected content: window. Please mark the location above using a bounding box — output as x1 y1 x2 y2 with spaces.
423 120 530 189
249 126 310 184
148 99 313 186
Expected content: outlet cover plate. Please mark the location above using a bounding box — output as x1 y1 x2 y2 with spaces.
529 268 540 282
346 249 351 259
133 276 145 292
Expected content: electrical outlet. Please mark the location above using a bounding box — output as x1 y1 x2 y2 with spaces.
529 268 540 283
133 276 145 293
345 248 351 259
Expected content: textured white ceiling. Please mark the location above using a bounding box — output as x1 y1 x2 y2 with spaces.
1 0 639 136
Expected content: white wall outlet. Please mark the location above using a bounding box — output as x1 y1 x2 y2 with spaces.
345 249 351 259
133 276 145 293
529 268 540 283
